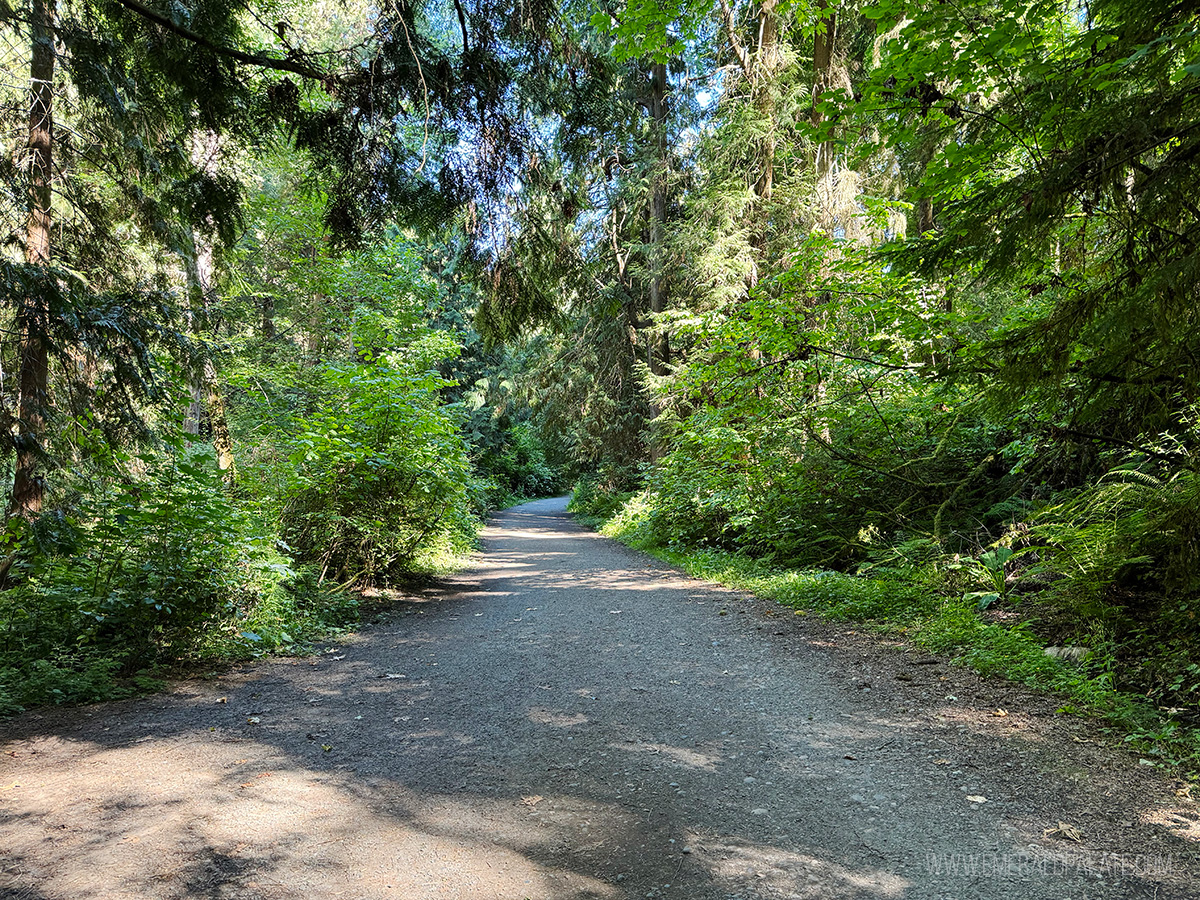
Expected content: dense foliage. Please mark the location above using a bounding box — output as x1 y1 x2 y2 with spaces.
0 0 564 712
2 0 1199 765
558 0 1200 764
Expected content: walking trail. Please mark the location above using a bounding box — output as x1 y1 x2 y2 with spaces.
3 497 1199 899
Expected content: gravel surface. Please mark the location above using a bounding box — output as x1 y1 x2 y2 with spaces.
2 496 1199 899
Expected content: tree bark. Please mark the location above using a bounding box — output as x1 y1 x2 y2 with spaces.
180 132 236 485
917 196 934 235
812 3 838 230
10 0 57 519
752 0 779 207
205 357 236 484
183 224 237 485
647 61 670 380
720 0 781 281
261 294 276 341
182 235 206 437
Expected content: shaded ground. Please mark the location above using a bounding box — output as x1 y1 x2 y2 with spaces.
2 496 1198 899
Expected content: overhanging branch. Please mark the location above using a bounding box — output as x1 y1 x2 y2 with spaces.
112 0 393 86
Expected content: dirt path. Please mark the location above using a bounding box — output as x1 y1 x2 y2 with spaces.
3 497 1199 899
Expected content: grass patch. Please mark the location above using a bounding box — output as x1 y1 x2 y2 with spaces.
596 502 1200 775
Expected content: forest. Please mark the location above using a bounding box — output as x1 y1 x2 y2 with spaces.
1 0 1198 766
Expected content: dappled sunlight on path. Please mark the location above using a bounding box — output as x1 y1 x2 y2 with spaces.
3 496 1197 899
3 736 621 900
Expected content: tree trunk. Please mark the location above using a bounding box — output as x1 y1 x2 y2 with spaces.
917 196 934 235
812 3 838 230
205 357 235 484
753 0 779 208
10 0 57 519
717 0 781 282
181 132 236 485
647 61 670 380
182 234 206 437
183 225 237 485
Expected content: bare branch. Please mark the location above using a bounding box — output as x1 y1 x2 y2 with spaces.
716 0 751 79
453 0 471 57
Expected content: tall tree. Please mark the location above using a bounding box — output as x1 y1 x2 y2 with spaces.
9 0 56 517
1 0 575 516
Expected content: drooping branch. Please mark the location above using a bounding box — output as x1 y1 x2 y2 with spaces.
453 0 471 57
112 0 393 86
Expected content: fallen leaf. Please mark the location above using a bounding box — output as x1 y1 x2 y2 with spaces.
216 697 228 704
322 744 333 752
1044 822 1083 842
992 709 1009 717
965 795 988 803
843 754 857 760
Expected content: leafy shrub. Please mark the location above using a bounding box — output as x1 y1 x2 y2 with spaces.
0 446 249 662
474 423 561 506
263 332 479 584
220 562 361 654
1030 459 1200 612
0 444 317 711
569 465 640 523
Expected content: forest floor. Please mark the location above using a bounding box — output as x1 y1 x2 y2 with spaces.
2 496 1199 899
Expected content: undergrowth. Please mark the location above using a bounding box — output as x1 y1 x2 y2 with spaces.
581 490 1200 775
0 441 476 717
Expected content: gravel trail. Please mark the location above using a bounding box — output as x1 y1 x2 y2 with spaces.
2 496 1198 899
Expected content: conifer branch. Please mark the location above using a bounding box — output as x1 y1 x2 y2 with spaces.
112 0 392 87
